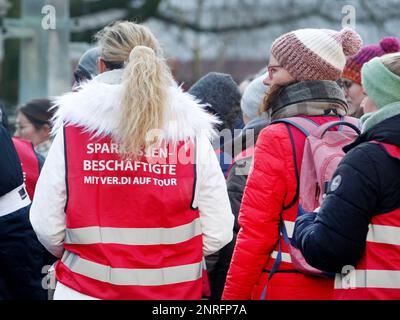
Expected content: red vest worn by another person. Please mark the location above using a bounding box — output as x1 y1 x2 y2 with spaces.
56 125 203 300
334 141 400 300
12 137 40 200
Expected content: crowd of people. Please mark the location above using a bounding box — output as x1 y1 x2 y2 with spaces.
0 19 400 300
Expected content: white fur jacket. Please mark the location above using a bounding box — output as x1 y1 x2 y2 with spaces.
29 70 234 300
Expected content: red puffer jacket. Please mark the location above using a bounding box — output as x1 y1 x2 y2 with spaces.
223 115 342 300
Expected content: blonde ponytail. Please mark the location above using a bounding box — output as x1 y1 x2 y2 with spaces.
116 45 174 157
95 21 175 158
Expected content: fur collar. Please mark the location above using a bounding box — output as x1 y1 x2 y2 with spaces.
52 70 220 142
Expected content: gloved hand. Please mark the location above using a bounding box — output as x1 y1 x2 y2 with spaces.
293 211 316 247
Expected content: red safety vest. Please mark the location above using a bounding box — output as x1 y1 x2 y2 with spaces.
12 137 40 200
334 141 400 300
56 125 203 300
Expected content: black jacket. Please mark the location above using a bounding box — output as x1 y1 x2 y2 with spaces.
0 122 50 299
0 123 24 197
226 121 268 233
206 121 268 299
294 114 400 273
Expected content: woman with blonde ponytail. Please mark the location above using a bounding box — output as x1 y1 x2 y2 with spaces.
29 21 233 300
117 45 172 157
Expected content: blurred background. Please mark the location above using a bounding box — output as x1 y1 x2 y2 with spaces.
1 0 400 115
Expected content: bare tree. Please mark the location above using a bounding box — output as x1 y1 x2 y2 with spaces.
153 0 400 34
144 0 400 85
70 0 163 41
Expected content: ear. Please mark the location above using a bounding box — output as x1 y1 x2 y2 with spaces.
40 124 51 139
98 58 107 74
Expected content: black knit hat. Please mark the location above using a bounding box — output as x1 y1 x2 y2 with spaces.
188 72 241 123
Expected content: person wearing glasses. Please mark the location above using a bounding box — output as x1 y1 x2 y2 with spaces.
340 37 400 118
223 27 362 300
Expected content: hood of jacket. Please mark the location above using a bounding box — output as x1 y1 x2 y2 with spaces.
52 69 220 142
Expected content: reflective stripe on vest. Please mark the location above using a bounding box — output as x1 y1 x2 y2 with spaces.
61 251 202 286
367 224 400 246
334 270 400 289
336 222 400 291
65 218 202 245
269 220 295 261
283 220 295 238
0 184 30 217
271 250 292 263
335 208 400 298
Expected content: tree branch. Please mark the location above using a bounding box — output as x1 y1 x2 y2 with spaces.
359 0 393 35
70 0 163 40
151 1 400 34
152 6 337 33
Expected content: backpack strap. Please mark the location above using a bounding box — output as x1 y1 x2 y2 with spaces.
271 117 320 137
270 117 320 210
260 215 285 300
260 214 295 300
316 121 362 139
340 116 362 132
272 116 361 134
342 116 362 129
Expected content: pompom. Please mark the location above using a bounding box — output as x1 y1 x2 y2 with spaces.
380 37 400 53
340 27 363 56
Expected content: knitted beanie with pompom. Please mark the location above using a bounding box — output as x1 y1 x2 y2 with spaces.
270 27 363 81
343 36 400 84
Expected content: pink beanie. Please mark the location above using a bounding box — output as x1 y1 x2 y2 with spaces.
271 28 363 81
343 37 400 84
